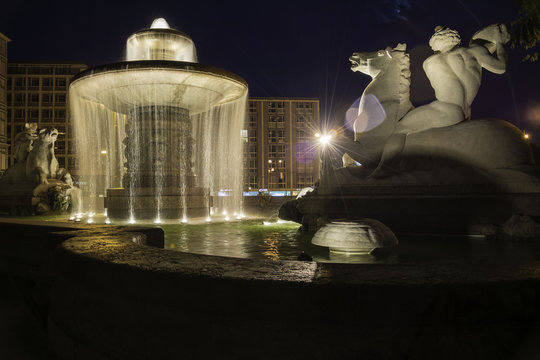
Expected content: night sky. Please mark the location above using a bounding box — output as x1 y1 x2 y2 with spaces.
2 0 539 142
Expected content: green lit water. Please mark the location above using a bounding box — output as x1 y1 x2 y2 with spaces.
4 215 540 264
160 220 320 261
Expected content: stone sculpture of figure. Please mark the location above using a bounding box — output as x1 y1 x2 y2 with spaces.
25 127 72 185
334 23 534 182
0 127 72 186
12 123 38 163
397 24 510 133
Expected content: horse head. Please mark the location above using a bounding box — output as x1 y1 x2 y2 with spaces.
350 43 407 78
36 127 59 147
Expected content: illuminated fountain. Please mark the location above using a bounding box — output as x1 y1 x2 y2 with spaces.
70 18 248 221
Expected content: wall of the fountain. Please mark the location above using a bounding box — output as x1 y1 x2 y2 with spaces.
69 80 247 220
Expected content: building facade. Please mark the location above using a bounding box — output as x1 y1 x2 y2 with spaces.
0 33 10 173
245 98 320 194
6 61 88 172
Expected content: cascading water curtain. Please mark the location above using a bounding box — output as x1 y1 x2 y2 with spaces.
193 93 247 216
70 89 125 216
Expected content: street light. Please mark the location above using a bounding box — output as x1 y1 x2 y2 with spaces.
319 134 332 146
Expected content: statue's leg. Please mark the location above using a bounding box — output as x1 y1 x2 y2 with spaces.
368 133 407 178
334 134 384 169
397 101 464 134
34 166 48 184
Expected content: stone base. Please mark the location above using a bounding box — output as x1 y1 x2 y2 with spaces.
280 184 540 234
0 179 78 216
106 187 210 220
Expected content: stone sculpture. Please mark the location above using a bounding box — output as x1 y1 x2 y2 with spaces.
279 24 540 235
0 126 77 215
12 122 38 163
337 23 535 184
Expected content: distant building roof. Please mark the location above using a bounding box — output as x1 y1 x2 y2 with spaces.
0 32 11 42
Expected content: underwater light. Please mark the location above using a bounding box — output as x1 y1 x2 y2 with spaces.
181 217 188 224
128 217 136 224
225 216 230 221
263 221 271 226
154 218 162 224
105 218 111 224
206 217 212 222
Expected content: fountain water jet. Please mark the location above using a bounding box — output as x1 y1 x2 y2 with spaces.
70 19 248 220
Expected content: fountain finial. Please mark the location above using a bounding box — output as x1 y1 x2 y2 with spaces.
151 18 170 29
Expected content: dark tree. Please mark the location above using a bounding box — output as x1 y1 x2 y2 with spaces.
510 0 540 62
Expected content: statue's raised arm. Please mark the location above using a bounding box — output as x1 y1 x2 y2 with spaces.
398 23 510 133
469 23 510 75
12 123 38 163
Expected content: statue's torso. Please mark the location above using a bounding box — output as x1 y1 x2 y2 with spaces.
424 47 483 115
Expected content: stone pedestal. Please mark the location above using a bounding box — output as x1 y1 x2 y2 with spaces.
123 106 194 189
280 183 540 235
106 105 209 220
106 187 210 220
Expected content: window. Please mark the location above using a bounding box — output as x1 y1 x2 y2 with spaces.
15 109 25 120
241 129 248 143
295 102 313 109
297 175 314 187
268 129 285 143
268 101 284 113
29 77 39 88
28 67 53 75
42 109 52 119
55 140 66 153
14 77 25 89
29 110 39 120
55 109 66 120
269 115 284 123
42 93 53 104
268 144 285 157
42 78 53 89
55 78 67 88
55 94 66 104
248 129 257 143
247 175 258 189
15 93 25 106
29 93 39 105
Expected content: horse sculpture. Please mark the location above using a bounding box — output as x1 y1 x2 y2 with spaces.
338 28 536 185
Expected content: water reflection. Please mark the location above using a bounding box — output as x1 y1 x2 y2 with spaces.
158 220 540 264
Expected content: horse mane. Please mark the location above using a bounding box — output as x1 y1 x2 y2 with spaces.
394 50 412 116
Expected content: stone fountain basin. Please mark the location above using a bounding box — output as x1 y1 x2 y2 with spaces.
70 61 248 115
3 219 540 359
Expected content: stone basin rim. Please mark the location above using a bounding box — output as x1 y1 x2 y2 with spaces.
3 218 540 287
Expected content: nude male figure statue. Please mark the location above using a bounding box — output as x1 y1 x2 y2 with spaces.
397 24 510 133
